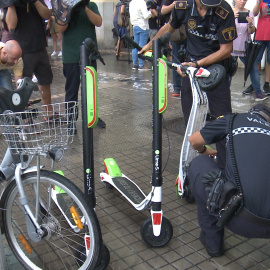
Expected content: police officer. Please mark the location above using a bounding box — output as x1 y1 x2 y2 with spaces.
188 104 270 257
140 0 237 169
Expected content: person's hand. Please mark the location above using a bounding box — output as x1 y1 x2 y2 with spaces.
234 10 239 19
176 62 197 77
246 16 253 25
204 146 218 157
138 43 151 55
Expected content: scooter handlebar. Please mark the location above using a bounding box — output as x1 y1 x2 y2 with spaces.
123 35 142 51
166 61 188 74
84 38 105 65
122 35 153 61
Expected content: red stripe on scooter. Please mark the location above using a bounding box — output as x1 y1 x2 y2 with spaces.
104 162 108 174
153 213 162 225
196 68 204 76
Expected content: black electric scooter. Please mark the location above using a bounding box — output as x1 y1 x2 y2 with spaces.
80 38 110 269
100 35 173 247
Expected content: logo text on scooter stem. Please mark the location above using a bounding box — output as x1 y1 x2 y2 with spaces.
155 150 160 171
86 168 92 193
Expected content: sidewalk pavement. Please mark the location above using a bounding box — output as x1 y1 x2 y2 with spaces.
2 45 270 270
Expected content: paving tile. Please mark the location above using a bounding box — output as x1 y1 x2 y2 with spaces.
148 255 168 268
172 258 193 269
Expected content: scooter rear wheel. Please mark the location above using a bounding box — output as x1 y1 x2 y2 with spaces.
95 243 111 270
140 216 173 247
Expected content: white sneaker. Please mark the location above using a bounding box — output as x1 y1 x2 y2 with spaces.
58 51 62 57
51 51 56 57
138 66 151 71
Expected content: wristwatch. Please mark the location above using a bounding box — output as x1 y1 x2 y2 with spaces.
196 145 207 154
192 60 199 68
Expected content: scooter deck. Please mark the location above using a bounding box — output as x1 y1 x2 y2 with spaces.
111 176 146 205
178 75 208 196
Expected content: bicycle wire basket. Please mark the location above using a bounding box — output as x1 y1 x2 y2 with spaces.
0 101 78 156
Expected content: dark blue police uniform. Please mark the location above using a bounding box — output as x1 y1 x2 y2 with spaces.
188 113 270 253
170 0 237 169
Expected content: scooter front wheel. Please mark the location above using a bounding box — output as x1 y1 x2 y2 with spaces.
184 178 195 203
140 216 173 247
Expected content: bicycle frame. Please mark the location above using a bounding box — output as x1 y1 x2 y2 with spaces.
0 150 47 235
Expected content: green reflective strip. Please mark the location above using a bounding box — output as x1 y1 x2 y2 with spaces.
86 66 98 128
158 58 168 114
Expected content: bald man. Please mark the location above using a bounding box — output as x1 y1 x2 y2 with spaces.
0 39 23 89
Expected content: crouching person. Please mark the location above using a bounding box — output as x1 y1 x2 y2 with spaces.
188 104 270 257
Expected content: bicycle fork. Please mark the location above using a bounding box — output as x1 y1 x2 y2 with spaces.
15 156 45 242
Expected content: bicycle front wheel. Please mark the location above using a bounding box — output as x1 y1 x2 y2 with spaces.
2 170 101 270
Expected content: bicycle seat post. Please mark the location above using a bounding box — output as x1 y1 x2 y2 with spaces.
50 159 55 172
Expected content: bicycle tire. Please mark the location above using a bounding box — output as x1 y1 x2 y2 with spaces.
1 170 101 270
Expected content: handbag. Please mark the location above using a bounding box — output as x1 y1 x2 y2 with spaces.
117 7 129 28
170 24 187 43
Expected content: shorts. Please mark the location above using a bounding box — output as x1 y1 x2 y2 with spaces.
118 27 126 39
49 19 58 35
23 48 53 85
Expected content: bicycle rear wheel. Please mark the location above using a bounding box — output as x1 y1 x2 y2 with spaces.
2 170 101 270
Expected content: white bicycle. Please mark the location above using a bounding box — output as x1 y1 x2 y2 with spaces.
0 78 102 269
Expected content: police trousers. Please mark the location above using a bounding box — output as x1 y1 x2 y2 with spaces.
188 155 270 251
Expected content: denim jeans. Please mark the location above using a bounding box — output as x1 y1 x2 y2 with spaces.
239 57 261 95
256 40 270 64
0 70 14 90
132 26 149 68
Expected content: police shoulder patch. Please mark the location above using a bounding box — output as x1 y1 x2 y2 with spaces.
215 6 229 19
175 1 188 9
222 27 236 41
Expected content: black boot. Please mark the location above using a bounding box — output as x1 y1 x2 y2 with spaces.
263 82 270 95
242 84 254 95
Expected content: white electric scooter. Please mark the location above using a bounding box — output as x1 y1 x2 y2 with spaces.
174 63 226 202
